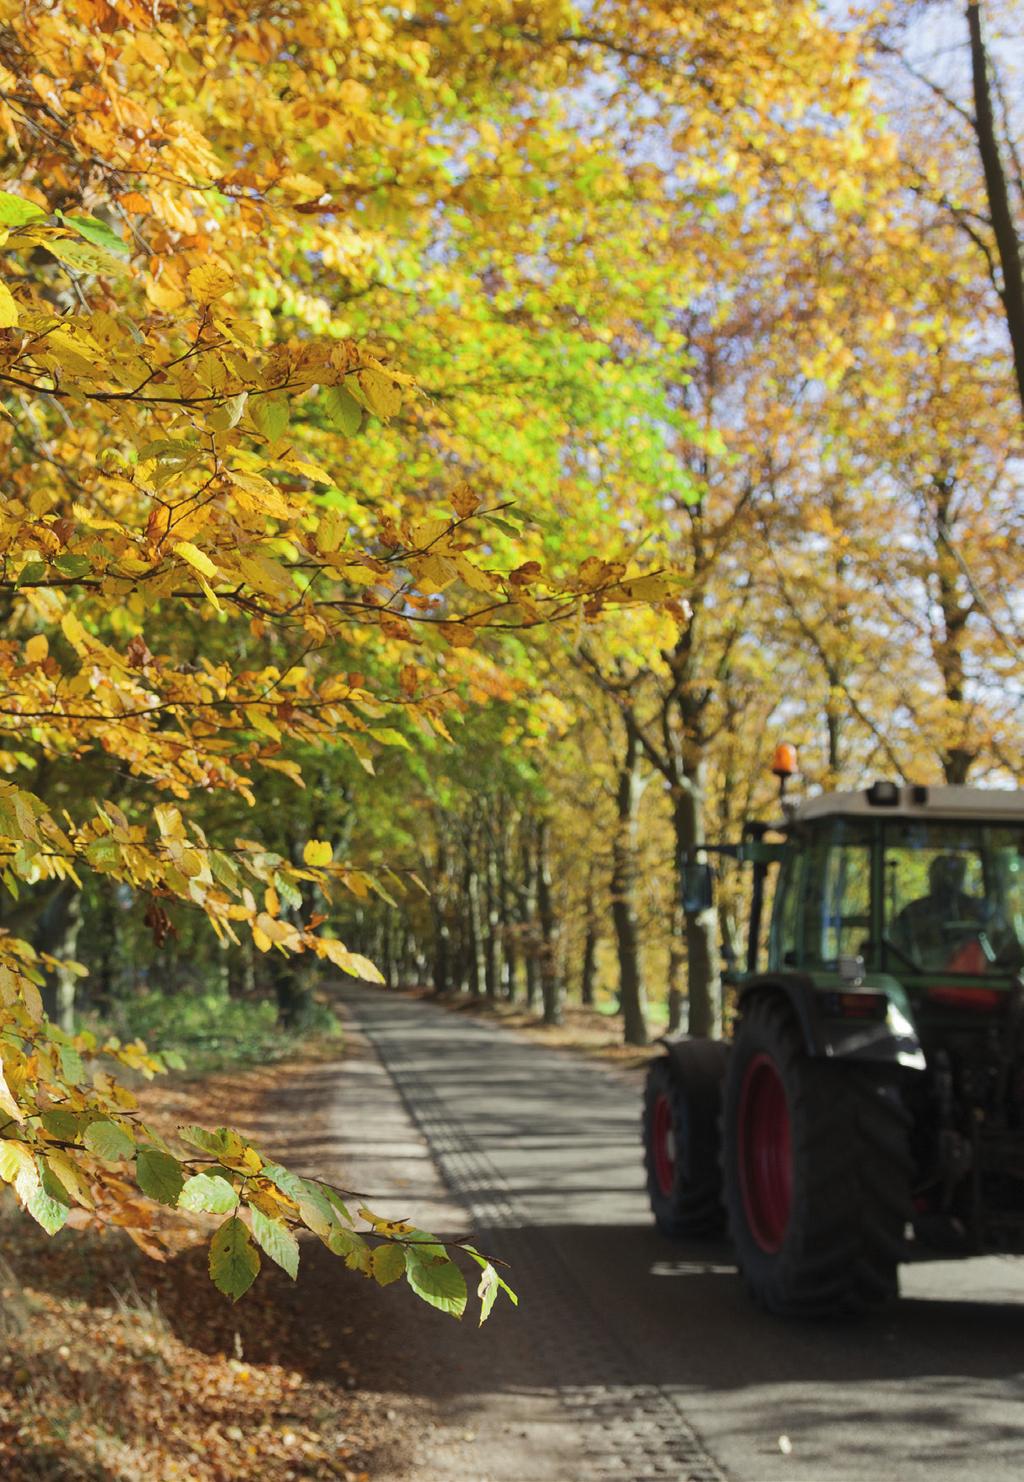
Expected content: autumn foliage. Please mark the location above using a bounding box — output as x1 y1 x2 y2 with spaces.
0 0 1020 1303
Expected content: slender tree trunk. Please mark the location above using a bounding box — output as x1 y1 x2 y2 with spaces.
521 824 540 1011
931 475 976 782
91 887 117 1014
672 770 722 1038
36 881 82 1033
431 837 451 995
483 840 501 999
610 729 649 1047
667 900 686 1033
966 0 1024 419
465 851 486 998
580 914 599 1008
536 817 563 1026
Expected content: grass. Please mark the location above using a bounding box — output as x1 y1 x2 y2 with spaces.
87 987 343 1077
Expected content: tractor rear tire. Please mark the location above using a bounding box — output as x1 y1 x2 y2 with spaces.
721 994 911 1316
643 1041 728 1237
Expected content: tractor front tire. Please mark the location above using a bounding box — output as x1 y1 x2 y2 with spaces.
721 995 910 1317
643 1042 728 1237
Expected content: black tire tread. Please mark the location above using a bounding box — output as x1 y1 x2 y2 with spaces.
643 1045 727 1238
722 995 911 1317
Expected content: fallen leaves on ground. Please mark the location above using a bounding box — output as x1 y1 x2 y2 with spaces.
0 1051 389 1481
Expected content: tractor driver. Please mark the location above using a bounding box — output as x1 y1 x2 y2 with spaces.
890 853 987 972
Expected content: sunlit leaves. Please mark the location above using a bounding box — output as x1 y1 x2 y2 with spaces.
370 1242 407 1287
179 1172 238 1215
404 1249 468 1319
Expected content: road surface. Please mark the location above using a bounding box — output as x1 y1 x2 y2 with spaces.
307 985 1024 1482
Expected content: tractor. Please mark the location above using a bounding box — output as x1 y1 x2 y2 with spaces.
642 756 1024 1316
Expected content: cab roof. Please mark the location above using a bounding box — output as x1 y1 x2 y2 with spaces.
787 783 1024 826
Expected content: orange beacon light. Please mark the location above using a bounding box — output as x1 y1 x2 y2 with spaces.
772 743 798 797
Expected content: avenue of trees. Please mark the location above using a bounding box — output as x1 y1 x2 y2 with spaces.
0 0 1020 1300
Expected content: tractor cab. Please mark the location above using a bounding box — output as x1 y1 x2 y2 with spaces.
762 785 1024 987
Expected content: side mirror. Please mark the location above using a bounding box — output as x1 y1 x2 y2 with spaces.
681 861 714 914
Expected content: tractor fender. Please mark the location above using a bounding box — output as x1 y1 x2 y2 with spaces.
657 1033 731 1088
735 974 926 1071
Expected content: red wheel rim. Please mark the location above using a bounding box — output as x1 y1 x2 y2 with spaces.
652 1093 676 1197
737 1052 792 1253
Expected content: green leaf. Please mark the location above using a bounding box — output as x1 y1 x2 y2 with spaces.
38 1157 72 1208
251 395 289 442
323 385 363 436
83 1119 135 1162
136 1148 185 1207
298 1181 340 1241
260 1162 305 1204
42 236 129 278
58 213 130 258
27 1182 69 1236
209 1215 260 1301
178 1124 244 1159
54 554 92 580
179 1171 238 1214
400 1228 447 1262
84 837 121 873
16 562 47 587
40 1109 80 1142
404 1251 467 1318
160 1049 187 1072
249 1205 299 1279
322 1185 353 1225
371 1242 406 1287
0 192 46 226
328 1227 371 1273
59 1049 82 1084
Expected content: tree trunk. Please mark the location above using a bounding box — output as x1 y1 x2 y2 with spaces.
931 475 977 783
536 817 563 1026
966 0 1024 419
520 825 540 1011
465 858 486 998
667 900 686 1033
483 842 501 999
673 771 722 1038
609 729 649 1046
35 881 83 1033
580 913 598 1008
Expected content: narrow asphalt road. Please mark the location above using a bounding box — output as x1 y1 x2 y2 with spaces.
315 985 1024 1482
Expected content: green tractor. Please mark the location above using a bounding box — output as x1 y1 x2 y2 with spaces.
642 770 1024 1316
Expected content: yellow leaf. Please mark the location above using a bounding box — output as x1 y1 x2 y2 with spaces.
357 366 403 420
61 611 88 651
0 1139 34 1186
0 1062 24 1123
0 280 19 327
187 261 234 303
25 634 48 663
173 541 219 579
303 840 333 867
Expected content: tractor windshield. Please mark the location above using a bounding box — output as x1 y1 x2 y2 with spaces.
882 821 1024 976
